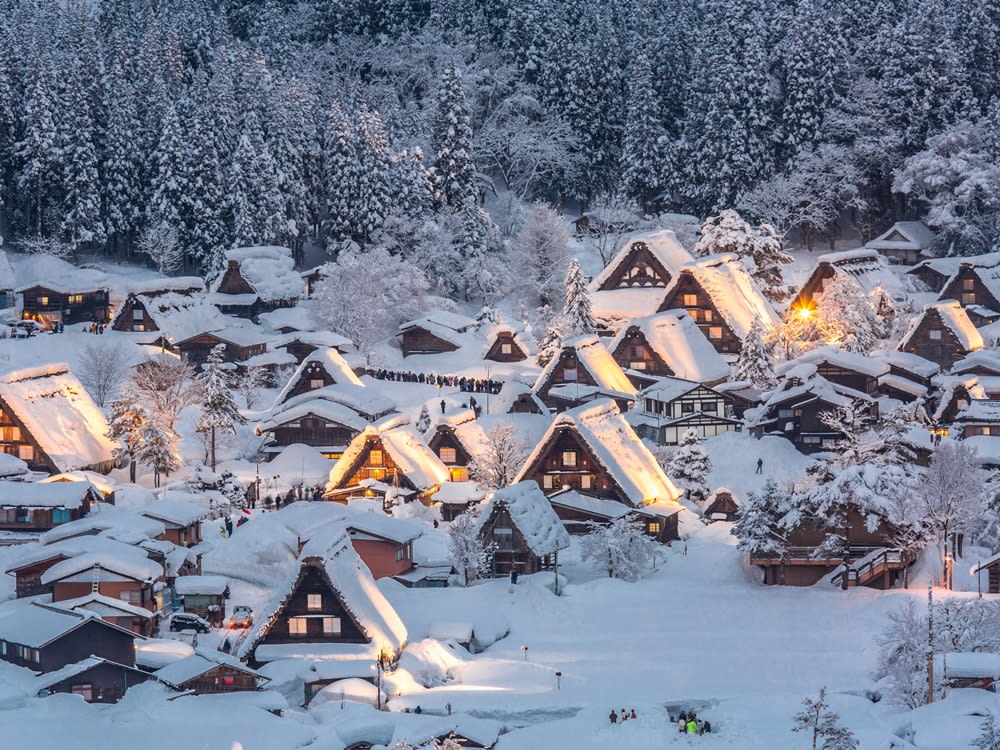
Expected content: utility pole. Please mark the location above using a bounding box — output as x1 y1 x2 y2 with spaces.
926 583 934 705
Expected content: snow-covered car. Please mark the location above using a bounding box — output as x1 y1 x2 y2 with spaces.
229 605 253 628
9 320 42 339
169 612 212 633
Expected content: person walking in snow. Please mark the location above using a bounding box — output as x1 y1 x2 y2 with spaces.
609 710 617 725
687 718 698 734
755 457 763 474
620 709 627 723
630 709 637 720
440 399 446 414
225 517 234 537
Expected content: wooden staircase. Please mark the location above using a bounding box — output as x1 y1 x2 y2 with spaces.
830 548 913 589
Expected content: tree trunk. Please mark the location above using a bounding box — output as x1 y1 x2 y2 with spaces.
129 458 136 484
210 426 217 472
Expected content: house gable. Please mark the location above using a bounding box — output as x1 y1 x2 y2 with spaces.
427 426 474 474
940 266 1000 312
111 295 158 333
519 426 619 500
325 435 419 496
610 325 674 377
657 272 739 353
398 326 460 357
484 331 528 362
215 260 256 296
597 240 673 290
898 308 974 369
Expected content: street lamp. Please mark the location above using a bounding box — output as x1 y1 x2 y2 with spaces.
376 649 391 710
555 671 562 690
520 644 528 661
945 553 954 591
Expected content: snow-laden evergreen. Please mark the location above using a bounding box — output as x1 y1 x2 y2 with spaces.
731 317 777 388
667 429 713 501
562 258 596 337
196 344 246 472
579 516 660 582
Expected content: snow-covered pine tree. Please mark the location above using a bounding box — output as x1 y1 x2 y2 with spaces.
731 317 776 388
792 687 858 750
874 600 931 709
106 389 148 483
667 429 713 501
731 478 790 556
535 315 563 367
139 219 182 275
432 64 475 208
562 258 596 337
196 344 246 472
135 418 179 488
16 51 60 237
149 103 187 239
620 49 664 210
694 210 792 302
976 713 1000 750
416 404 431 434
815 272 881 353
323 103 360 246
101 62 143 259
237 366 268 410
181 109 228 276
229 110 283 248
510 202 571 311
580 516 659 582
355 106 393 245
448 511 493 586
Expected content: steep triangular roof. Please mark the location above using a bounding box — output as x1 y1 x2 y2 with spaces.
866 221 934 251
898 300 984 352
327 416 449 493
591 230 694 291
211 246 302 303
476 481 570 557
609 310 730 383
237 527 407 662
515 399 682 506
533 335 636 398
274 348 363 405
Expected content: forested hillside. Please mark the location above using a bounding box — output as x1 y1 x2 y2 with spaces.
1 0 998 280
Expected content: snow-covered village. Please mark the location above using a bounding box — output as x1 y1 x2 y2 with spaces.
5 1 1000 748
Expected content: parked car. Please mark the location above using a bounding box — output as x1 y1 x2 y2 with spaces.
169 612 211 633
229 605 253 628
9 320 42 339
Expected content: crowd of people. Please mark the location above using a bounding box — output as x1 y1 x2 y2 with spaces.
609 708 638 724
672 710 712 735
366 368 504 394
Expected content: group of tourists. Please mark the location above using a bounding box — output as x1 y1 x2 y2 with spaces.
608 708 638 724
366 368 503 394
672 710 712 735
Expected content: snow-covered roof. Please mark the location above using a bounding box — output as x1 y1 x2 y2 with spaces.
328 417 449 493
866 221 934 251
954 400 1000 423
123 277 205 295
400 310 476 333
591 229 695 290
483 323 537 357
477 481 570 556
873 350 941 379
270 329 352 350
40 542 163 584
14 254 109 294
259 398 370 435
155 651 266 688
910 252 1000 280
534 334 636 397
492 381 547 414
0 452 30 479
273 348 363 405
115 291 232 343
0 364 118 472
38 506 165 546
778 347 890 379
639 376 702 403
611 310 729 383
898 301 984 352
388 713 504 750
934 652 1000 680
516 399 682 506
952 350 1000 376
238 527 407 662
173 575 230 596
52 591 156 620
274 383 396 421
344 513 423 545
139 499 208 528
431 481 486 504
669 254 780 338
214 246 302 302
0 601 133 648
546 489 634 520
0 480 98 508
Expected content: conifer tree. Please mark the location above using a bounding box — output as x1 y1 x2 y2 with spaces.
732 478 790 557
667 429 713 501
323 103 359 245
102 63 143 259
432 64 475 208
621 49 664 210
510 202 571 311
58 67 105 261
976 713 1000 750
149 103 187 234
135 418 179 488
732 318 776 388
16 51 60 237
562 258 596 337
792 687 858 750
106 390 148 484
196 344 246 472
355 106 392 244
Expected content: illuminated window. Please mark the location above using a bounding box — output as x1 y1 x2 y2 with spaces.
630 361 646 370
309 378 324 389
307 594 322 610
708 327 723 340
500 343 512 354
37 297 49 306
369 449 384 465
563 368 577 381
322 617 341 635
17 445 33 461
928 329 942 340
962 293 975 305
581 474 592 489
439 447 457 463
0 426 20 441
648 522 661 534
542 475 554 489
683 294 698 306
289 617 308 636
964 278 975 291
68 294 84 305
561 451 577 467
703 309 713 322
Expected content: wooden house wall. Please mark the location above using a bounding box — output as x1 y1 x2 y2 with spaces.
523 429 618 500
12 557 66 598
334 436 409 489
258 566 367 645
479 505 550 576
427 427 472 482
536 349 602 403
285 361 337 400
611 327 673 376
814 363 878 397
350 539 413 579
908 266 950 293
52 580 156 611
657 415 737 445
269 416 360 454
0 503 87 531
657 273 742 354
789 263 836 309
400 328 459 357
597 242 672 290
182 593 227 626
156 522 202 548
898 309 973 369
705 493 738 520
764 396 848 453
509 393 545 414
216 261 256 295
279 341 319 364
484 332 527 362
940 267 1000 310
20 286 110 325
0 397 61 473
112 296 159 333
178 335 266 367
38 620 137 672
180 664 259 694
43 661 153 703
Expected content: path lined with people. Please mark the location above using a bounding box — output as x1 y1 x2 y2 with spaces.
366 368 504 394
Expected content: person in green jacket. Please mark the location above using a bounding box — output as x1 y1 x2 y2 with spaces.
687 718 698 734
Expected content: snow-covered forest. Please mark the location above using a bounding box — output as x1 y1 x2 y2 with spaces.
2 0 1000 281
